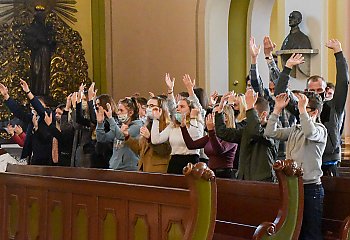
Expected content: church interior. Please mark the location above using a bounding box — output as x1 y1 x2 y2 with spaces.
0 0 350 239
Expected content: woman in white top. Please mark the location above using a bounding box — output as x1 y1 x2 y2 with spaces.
151 98 203 174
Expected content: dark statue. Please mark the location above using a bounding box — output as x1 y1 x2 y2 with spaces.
281 11 312 50
24 7 56 96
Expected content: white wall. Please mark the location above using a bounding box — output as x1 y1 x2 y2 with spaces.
247 0 276 87
283 0 328 90
205 0 231 94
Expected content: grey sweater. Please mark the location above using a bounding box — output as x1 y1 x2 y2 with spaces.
96 118 142 170
265 113 327 184
274 52 348 163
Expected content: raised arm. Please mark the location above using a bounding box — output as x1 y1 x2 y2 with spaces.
275 54 305 117
263 36 280 84
180 126 208 150
296 93 327 142
249 37 265 97
1 83 31 123
264 93 292 140
165 73 177 116
326 39 349 114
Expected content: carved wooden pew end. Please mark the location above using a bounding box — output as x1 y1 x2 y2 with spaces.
0 162 217 240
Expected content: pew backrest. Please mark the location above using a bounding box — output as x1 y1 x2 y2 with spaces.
323 176 350 240
0 163 217 240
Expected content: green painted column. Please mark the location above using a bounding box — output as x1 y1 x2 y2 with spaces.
91 0 107 94
228 0 250 94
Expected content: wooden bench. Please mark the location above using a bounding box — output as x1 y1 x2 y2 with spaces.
339 167 350 178
322 176 350 240
6 159 304 240
0 162 217 240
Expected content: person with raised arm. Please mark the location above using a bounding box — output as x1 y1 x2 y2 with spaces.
264 92 327 240
180 106 238 178
151 77 203 174
95 97 142 171
275 39 349 176
0 80 54 165
124 96 171 173
215 89 278 181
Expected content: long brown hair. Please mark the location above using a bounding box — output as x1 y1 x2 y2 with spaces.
96 94 118 116
119 97 139 121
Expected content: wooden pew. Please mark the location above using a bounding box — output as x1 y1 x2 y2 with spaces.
339 167 350 178
322 176 350 240
0 162 217 240
6 160 304 240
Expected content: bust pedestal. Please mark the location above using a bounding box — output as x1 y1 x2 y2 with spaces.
276 49 319 79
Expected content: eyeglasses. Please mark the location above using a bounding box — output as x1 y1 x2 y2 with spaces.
147 104 159 108
306 106 315 112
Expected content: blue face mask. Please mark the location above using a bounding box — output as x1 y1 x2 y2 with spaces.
174 112 183 122
145 108 154 119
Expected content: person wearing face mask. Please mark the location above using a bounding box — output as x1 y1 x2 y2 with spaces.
124 96 171 173
264 92 327 240
151 98 203 174
274 39 349 177
96 97 142 171
215 89 278 181
180 106 238 178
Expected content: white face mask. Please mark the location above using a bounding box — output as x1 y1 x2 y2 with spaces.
118 114 129 123
145 108 154 119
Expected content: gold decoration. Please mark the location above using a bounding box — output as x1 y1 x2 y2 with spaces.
0 10 91 123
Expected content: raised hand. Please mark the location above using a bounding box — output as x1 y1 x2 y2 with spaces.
227 90 237 105
32 112 39 130
0 83 9 100
65 93 72 111
209 90 218 107
245 89 257 110
44 112 53 126
183 74 196 95
88 82 98 101
286 53 305 69
14 125 23 135
71 92 78 108
120 123 129 137
149 92 155 98
140 126 150 139
104 103 113 119
190 108 199 119
249 37 261 62
20 79 30 93
274 93 290 113
95 106 105 123
5 124 15 136
263 36 276 57
78 83 85 101
165 73 175 93
295 93 309 113
206 113 215 131
326 39 342 53
152 106 162 120
217 92 231 113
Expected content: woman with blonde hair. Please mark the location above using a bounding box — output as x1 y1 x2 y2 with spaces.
151 97 203 174
125 96 172 173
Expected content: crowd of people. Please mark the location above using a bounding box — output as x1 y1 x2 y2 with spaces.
0 36 348 240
